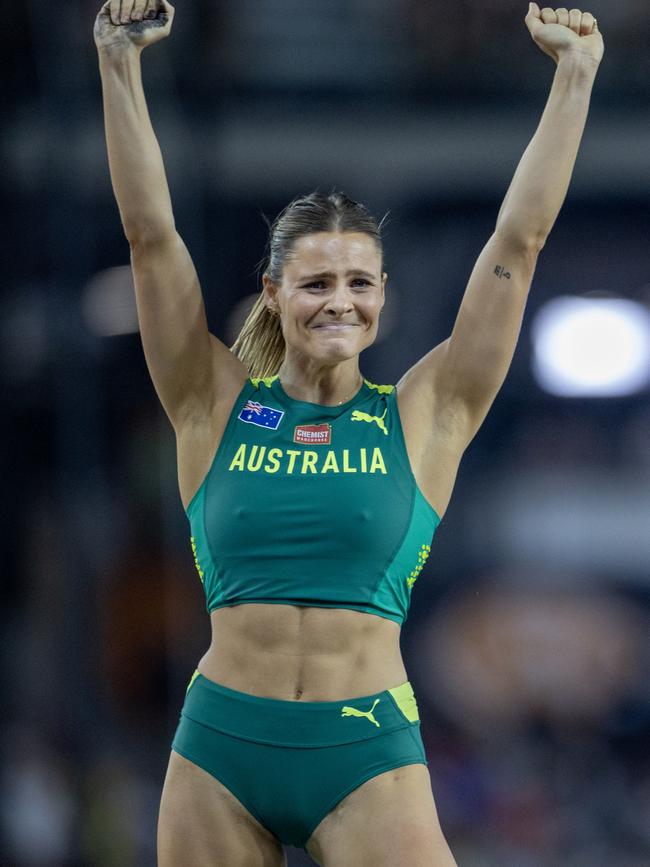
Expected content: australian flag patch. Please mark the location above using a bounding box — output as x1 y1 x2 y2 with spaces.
238 399 284 430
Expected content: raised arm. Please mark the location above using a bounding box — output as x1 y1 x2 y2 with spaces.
94 1 246 429
95 0 177 243
405 5 604 450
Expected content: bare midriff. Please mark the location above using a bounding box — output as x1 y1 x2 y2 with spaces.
197 603 408 702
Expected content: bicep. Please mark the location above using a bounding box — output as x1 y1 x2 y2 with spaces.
398 233 540 453
434 231 540 442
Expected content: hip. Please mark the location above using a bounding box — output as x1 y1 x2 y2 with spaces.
177 669 423 745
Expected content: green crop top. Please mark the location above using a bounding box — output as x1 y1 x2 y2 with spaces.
186 374 441 626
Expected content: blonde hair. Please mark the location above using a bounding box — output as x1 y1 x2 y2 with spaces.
229 189 389 379
229 294 285 381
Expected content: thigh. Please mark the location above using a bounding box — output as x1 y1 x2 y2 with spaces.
157 750 286 867
307 763 456 867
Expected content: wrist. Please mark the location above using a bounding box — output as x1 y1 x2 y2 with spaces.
97 42 142 64
557 48 601 76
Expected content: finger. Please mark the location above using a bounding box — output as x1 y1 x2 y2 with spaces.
109 0 120 27
143 0 157 19
568 8 582 33
580 11 595 36
555 8 569 27
540 7 558 24
158 0 175 24
131 0 148 21
120 0 135 24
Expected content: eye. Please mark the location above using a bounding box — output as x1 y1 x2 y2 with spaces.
303 279 370 290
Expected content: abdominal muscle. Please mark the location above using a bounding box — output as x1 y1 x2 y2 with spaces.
197 603 408 702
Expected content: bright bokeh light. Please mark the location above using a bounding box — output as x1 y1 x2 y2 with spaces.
532 296 650 397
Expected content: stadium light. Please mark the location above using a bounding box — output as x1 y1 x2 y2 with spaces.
531 296 650 397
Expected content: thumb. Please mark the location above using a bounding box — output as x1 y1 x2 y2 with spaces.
98 0 117 23
525 2 543 35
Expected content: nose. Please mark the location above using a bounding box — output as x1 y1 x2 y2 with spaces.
323 285 355 315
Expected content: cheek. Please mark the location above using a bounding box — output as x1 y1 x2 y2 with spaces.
285 302 316 331
363 297 383 316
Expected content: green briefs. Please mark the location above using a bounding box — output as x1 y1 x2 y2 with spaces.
171 670 428 850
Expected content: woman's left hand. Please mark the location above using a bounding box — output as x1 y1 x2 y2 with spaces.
525 4 604 66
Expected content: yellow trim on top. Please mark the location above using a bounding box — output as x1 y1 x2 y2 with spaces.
364 380 395 394
250 375 279 388
250 375 394 394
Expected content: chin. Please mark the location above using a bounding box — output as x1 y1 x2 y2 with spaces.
310 345 358 362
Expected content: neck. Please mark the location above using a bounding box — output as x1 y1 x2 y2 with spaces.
277 369 363 406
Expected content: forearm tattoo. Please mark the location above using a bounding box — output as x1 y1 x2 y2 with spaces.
494 264 511 280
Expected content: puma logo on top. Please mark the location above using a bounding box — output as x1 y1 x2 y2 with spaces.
351 407 388 435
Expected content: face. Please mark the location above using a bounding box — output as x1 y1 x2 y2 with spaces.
262 232 387 365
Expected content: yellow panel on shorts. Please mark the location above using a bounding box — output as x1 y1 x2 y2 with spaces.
387 681 419 722
186 668 201 694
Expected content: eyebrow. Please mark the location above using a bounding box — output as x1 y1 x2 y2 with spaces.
300 270 375 282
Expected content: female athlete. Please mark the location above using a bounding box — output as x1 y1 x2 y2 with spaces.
94 2 604 865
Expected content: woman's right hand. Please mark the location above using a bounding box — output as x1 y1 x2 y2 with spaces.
94 0 175 54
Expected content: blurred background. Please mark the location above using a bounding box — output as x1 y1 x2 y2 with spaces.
2 0 649 864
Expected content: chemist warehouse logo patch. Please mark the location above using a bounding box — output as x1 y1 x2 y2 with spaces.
238 399 284 430
293 423 332 445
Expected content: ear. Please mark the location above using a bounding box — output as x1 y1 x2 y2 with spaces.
262 273 278 311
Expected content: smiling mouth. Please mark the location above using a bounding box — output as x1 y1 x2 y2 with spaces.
313 324 359 330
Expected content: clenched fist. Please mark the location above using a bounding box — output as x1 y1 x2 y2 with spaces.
525 4 604 66
94 0 175 53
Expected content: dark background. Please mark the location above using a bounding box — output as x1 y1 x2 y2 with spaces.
2 1 649 864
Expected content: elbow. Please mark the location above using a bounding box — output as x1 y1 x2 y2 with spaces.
495 222 547 254
529 232 547 253
127 223 177 249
